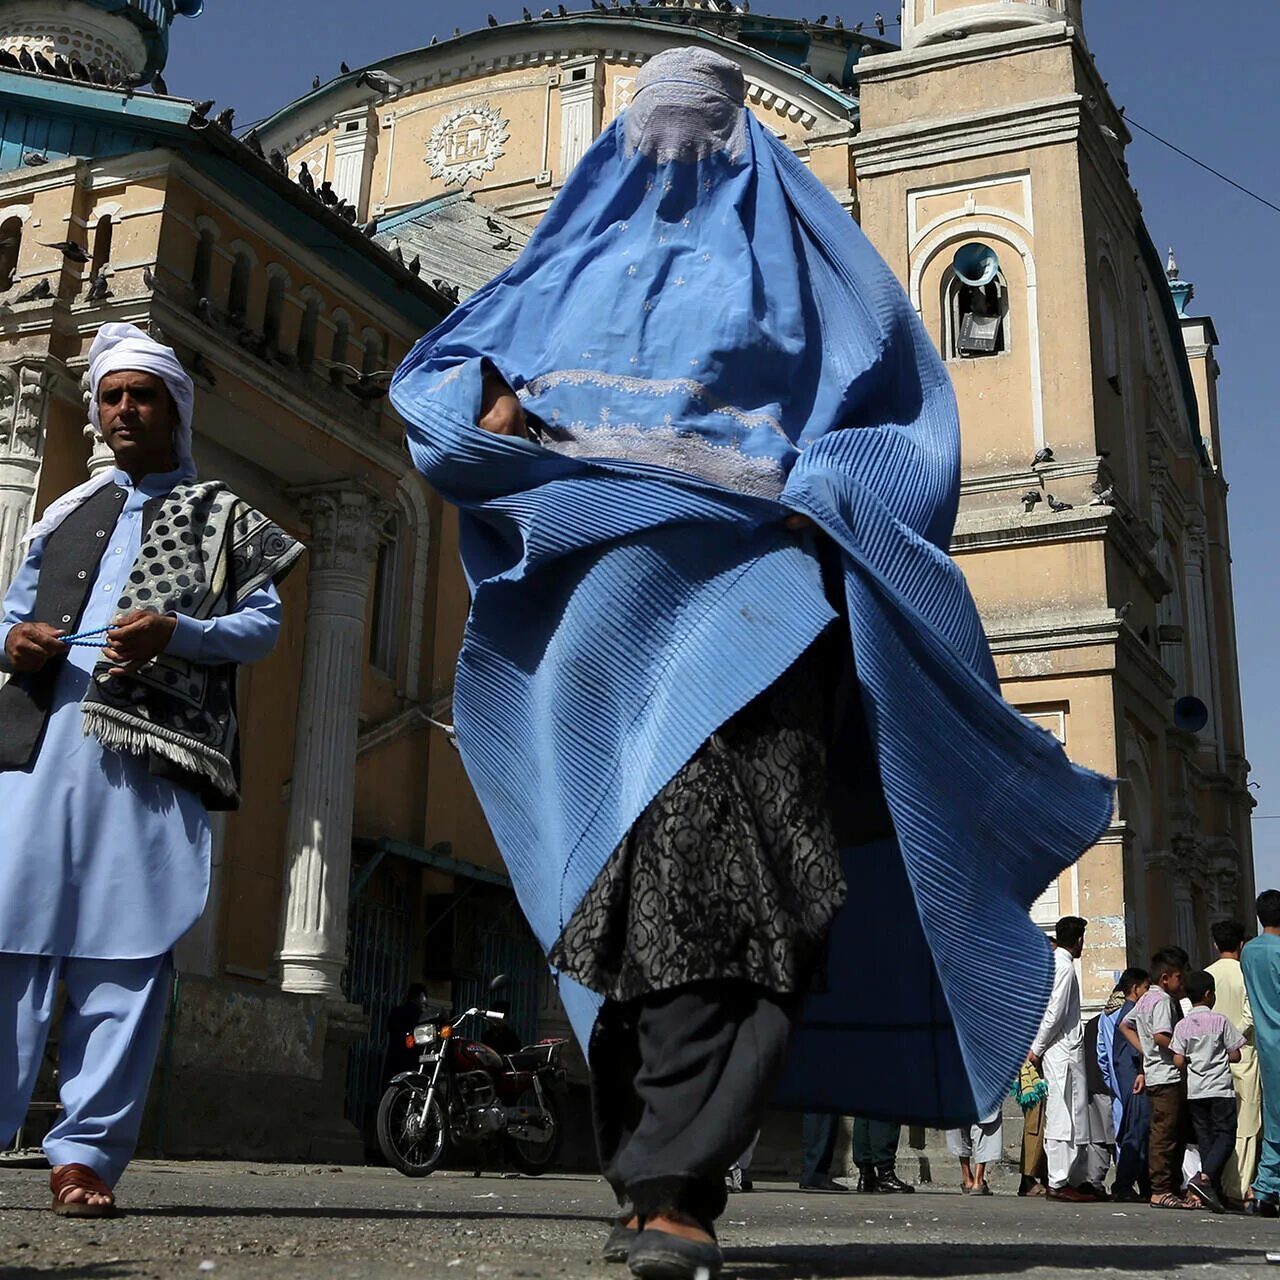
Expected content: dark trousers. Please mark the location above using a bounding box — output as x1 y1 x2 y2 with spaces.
1115 1090 1151 1196
852 1117 902 1172
802 1113 840 1184
1188 1096 1238 1191
1147 1083 1188 1196
590 980 798 1226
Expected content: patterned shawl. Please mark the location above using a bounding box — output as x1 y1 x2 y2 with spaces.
81 481 303 803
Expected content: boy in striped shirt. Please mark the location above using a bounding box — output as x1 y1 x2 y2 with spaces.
1172 970 1246 1212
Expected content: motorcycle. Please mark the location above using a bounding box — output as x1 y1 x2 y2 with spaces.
376 995 567 1178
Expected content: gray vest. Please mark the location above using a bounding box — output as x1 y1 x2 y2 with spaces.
0 481 128 768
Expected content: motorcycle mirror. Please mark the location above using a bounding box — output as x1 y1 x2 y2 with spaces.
488 973 508 991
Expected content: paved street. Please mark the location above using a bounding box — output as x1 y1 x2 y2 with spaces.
2 1162 1278 1279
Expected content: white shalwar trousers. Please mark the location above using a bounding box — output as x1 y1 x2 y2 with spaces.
1045 1138 1090 1190
0 952 171 1187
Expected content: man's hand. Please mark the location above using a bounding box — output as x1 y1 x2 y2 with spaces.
4 622 69 673
784 513 816 532
1026 1051 1041 1069
1133 1072 1145 1095
104 610 177 676
478 371 529 439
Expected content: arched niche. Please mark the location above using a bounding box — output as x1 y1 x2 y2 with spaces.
913 225 1042 469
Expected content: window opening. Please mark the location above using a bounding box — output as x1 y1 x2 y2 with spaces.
264 271 286 349
298 295 321 371
330 315 351 382
0 216 22 291
228 250 252 323
370 513 403 676
90 214 113 280
192 224 216 299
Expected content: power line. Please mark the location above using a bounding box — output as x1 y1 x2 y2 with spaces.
1127 116 1280 217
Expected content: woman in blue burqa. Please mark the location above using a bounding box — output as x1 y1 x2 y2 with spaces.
392 47 1113 1279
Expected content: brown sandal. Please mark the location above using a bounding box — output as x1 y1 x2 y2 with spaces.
51 1164 117 1218
1149 1192 1194 1210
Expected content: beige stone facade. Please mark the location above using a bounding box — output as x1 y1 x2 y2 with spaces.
0 0 1253 1165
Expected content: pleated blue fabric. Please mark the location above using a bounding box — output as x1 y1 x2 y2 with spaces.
391 51 1115 1126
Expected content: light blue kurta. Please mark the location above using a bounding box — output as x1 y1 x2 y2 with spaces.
0 467 282 960
1242 933 1280 1198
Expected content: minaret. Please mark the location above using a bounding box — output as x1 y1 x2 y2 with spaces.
1166 246 1195 319
0 0 202 83
902 0 1084 50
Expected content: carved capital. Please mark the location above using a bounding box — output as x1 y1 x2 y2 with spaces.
298 485 392 575
0 362 48 459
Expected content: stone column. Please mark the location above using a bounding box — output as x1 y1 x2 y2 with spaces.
278 485 389 997
80 368 116 477
0 363 48 599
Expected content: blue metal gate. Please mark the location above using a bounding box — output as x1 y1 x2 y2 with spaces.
343 859 412 1134
454 895 544 1047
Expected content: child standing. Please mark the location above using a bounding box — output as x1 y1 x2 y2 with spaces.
947 1108 1004 1195
1120 953 1192 1209
1172 971 1245 1213
1107 968 1152 1201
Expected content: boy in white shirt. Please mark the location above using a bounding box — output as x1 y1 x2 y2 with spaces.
1172 970 1245 1213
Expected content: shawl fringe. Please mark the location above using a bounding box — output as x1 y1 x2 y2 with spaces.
81 701 238 798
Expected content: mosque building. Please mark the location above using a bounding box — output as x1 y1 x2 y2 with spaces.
0 0 1254 1163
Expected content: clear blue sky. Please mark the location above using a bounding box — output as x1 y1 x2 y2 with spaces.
167 3 1280 892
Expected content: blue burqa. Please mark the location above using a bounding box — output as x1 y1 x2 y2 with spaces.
391 48 1115 1127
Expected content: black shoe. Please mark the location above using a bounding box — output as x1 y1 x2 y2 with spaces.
1245 1194 1279 1218
874 1169 915 1194
856 1166 878 1193
1186 1176 1224 1214
799 1174 851 1194
604 1220 638 1264
627 1228 722 1280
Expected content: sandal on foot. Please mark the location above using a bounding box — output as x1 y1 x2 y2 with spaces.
1149 1192 1194 1210
51 1164 117 1219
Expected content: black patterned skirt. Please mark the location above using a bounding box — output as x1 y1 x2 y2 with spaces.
548 632 848 1004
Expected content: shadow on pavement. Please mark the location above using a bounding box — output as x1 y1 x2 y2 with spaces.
727 1241 1257 1278
7 1266 138 1280
102 1204 608 1224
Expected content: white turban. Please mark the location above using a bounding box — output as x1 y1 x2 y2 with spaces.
88 322 196 470
24 324 199 545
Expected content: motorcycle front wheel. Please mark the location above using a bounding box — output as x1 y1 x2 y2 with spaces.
376 1083 450 1177
504 1087 561 1176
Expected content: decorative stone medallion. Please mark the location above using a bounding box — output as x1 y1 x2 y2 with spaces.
426 102 510 186
612 77 636 117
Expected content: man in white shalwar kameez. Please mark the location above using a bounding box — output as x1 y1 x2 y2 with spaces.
0 325 302 1217
1028 916 1093 1202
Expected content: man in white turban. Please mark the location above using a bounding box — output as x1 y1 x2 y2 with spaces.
0 324 303 1217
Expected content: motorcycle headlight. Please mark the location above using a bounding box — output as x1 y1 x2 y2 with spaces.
412 1023 437 1045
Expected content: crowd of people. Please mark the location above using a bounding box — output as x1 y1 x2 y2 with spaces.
1016 901 1280 1214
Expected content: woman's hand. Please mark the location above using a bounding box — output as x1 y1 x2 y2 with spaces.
478 371 529 439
